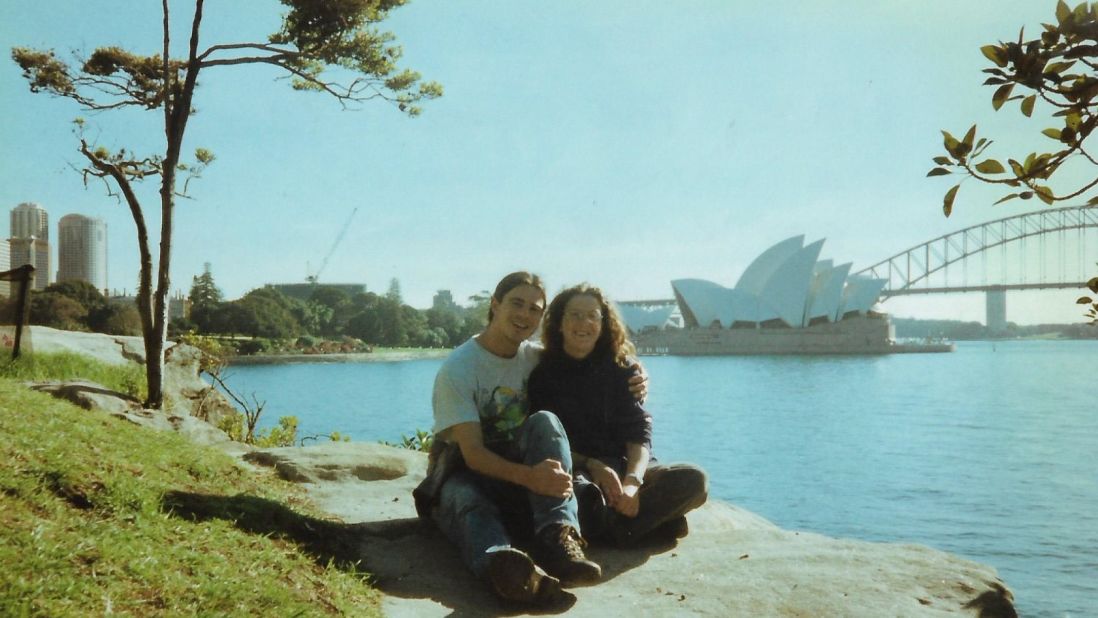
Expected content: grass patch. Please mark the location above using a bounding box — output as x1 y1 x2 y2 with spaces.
0 351 146 400
0 378 381 616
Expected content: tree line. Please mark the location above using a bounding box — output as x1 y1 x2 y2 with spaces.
177 267 486 353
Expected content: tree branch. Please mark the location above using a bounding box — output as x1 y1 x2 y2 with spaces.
197 42 296 61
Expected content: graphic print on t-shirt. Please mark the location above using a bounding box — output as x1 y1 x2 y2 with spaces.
476 382 528 447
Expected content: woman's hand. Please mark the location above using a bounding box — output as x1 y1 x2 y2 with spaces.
615 482 641 518
588 460 624 506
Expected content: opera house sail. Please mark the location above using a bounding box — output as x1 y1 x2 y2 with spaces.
622 236 951 355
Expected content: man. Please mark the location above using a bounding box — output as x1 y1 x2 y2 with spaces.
413 272 640 606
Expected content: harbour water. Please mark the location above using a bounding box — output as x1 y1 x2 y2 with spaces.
222 340 1098 617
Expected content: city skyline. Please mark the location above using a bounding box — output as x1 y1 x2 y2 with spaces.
1 1 1094 324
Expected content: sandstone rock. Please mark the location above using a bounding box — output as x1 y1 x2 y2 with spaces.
27 379 232 446
242 442 1016 617
23 327 240 446
27 325 145 367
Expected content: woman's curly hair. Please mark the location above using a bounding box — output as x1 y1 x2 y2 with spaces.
541 283 635 367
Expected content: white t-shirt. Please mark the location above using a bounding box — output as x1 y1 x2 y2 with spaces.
432 337 543 448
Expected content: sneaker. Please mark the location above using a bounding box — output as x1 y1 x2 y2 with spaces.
485 546 564 606
533 524 602 585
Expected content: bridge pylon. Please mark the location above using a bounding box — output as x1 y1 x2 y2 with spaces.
986 287 1007 332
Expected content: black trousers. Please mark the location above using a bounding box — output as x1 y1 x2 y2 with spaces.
573 459 708 545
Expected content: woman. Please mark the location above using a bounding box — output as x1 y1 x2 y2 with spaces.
527 283 708 547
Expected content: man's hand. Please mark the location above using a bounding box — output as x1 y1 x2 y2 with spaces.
527 459 573 498
627 361 648 402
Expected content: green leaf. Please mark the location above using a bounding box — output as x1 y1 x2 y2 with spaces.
1078 297 1094 304
927 167 952 177
1086 276 1098 293
993 193 1020 205
943 184 959 217
1019 191 1034 200
1021 94 1036 117
933 156 951 165
992 83 1014 110
974 159 1006 174
1045 60 1076 74
1056 0 1071 23
942 130 964 159
962 124 977 149
1043 128 1063 139
1009 159 1025 177
981 44 1008 68
1066 111 1083 130
1034 185 1055 204
1087 195 1098 206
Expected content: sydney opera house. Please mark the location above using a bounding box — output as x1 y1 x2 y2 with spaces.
618 236 948 354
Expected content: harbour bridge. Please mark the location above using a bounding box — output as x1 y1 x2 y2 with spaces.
621 205 1097 328
852 205 1097 328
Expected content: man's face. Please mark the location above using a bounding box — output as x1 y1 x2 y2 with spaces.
489 284 545 344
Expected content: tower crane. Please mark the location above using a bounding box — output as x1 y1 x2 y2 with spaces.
306 207 358 284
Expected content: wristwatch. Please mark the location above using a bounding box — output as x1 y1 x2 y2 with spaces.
624 472 644 486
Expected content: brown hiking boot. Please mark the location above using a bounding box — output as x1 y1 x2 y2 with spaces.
485 546 565 606
533 524 602 586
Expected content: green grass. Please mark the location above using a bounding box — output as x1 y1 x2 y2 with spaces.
0 351 147 400
0 378 382 616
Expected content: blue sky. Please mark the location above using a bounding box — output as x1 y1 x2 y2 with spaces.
1 1 1093 324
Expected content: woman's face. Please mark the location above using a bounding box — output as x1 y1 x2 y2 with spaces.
560 294 603 360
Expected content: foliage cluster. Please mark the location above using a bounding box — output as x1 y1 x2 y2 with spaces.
178 268 488 353
1 280 141 336
929 1 1098 214
0 380 380 615
381 427 434 453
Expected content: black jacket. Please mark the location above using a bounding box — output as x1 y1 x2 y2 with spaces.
527 352 653 461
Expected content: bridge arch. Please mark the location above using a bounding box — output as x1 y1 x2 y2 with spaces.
853 205 1098 298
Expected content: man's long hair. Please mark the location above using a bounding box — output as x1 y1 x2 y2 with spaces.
488 271 545 323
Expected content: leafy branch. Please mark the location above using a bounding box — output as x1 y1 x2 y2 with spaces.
929 1 1098 216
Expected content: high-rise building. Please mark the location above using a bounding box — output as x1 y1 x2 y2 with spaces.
57 214 108 292
11 202 48 241
8 238 49 291
9 202 50 291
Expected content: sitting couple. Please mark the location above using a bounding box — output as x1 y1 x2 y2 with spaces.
413 272 708 606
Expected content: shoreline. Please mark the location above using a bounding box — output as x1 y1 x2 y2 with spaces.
225 348 452 366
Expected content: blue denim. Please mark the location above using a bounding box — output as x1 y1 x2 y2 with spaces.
432 411 580 578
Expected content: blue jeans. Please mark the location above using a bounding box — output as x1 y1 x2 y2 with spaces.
432 411 580 578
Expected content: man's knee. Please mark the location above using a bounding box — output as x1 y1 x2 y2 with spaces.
525 410 566 437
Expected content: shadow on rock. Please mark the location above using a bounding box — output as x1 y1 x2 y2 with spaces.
161 490 391 569
162 490 660 616
349 522 582 616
